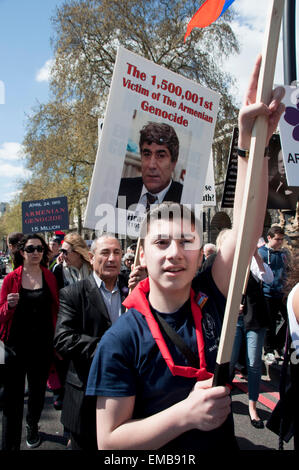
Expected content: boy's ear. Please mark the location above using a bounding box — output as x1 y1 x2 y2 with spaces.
139 245 147 268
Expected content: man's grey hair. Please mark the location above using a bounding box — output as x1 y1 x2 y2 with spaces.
90 233 121 253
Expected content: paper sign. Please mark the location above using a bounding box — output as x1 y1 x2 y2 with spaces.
22 196 69 234
278 84 299 187
84 47 220 237
221 128 298 210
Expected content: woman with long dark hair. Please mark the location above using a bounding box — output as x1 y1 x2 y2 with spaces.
0 234 59 450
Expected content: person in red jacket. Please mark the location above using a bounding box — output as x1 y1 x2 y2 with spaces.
0 234 59 450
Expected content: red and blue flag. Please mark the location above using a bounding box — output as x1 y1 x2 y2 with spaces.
185 0 236 41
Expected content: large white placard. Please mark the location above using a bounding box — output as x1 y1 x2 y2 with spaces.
84 47 220 237
278 84 299 187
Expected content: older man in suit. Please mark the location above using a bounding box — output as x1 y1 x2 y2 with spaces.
54 234 128 450
117 122 183 211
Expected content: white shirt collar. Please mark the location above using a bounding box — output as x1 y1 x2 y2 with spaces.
137 179 173 211
92 271 119 293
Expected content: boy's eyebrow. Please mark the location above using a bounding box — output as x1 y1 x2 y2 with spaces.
150 232 196 240
149 233 170 240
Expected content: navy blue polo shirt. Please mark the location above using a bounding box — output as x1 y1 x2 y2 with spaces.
86 268 236 451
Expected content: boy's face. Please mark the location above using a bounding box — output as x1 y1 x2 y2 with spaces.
140 217 202 294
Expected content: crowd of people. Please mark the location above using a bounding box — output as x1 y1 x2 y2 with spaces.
0 57 298 452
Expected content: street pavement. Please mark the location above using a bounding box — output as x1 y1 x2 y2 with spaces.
0 273 295 454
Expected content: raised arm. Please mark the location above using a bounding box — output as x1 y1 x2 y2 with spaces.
212 55 285 297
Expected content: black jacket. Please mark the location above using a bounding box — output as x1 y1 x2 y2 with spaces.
243 273 270 331
116 177 183 209
53 273 128 438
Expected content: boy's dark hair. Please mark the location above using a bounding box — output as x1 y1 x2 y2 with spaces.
7 232 23 246
139 122 179 162
267 225 285 238
139 202 202 247
14 234 50 269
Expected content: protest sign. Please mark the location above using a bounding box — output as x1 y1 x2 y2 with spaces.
84 46 220 237
267 133 299 209
221 129 298 210
22 196 69 234
278 84 299 187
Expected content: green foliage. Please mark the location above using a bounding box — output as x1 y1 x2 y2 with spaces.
19 0 240 230
0 200 22 237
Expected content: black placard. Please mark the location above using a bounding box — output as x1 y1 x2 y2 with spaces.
22 196 69 234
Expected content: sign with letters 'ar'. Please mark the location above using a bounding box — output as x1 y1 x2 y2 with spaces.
22 196 69 234
278 84 299 187
221 128 299 211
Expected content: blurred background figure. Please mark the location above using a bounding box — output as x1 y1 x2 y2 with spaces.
268 148 298 210
200 243 217 272
0 234 59 450
52 233 92 290
230 249 274 429
120 252 135 287
203 243 217 259
6 232 24 270
48 237 61 271
51 233 92 419
259 226 288 365
126 243 137 257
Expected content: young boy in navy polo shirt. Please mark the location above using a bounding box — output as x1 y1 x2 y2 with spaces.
86 57 285 450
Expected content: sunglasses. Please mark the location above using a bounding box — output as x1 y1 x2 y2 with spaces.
24 245 44 253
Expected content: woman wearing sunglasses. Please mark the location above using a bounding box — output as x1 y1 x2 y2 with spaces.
50 232 92 446
52 232 92 289
0 234 59 450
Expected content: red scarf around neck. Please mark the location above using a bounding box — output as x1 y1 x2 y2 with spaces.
123 278 213 381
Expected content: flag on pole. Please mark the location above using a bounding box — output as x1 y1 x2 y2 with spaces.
185 0 236 41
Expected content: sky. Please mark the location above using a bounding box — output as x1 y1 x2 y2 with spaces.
0 0 298 205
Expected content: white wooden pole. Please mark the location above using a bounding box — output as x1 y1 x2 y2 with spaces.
213 0 285 386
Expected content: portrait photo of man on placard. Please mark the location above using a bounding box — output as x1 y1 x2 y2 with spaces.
116 112 191 213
